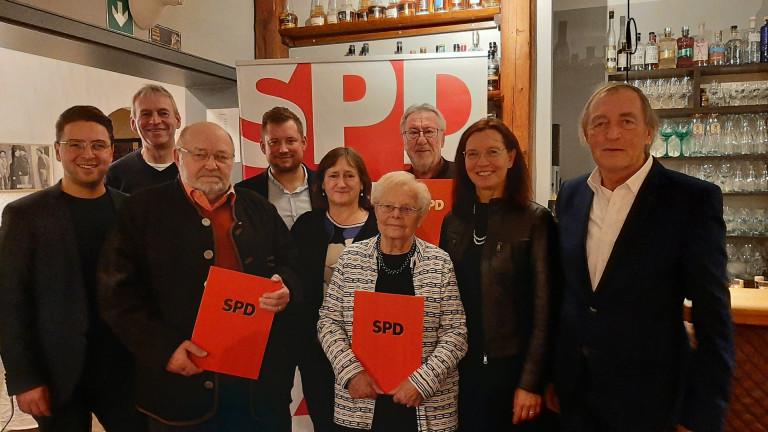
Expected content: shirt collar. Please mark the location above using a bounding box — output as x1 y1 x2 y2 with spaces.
181 179 236 212
587 156 653 195
267 164 309 193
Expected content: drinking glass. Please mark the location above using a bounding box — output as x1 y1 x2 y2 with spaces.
721 118 736 156
660 120 675 158
678 76 692 108
674 120 692 157
716 161 733 192
709 81 721 107
738 115 755 155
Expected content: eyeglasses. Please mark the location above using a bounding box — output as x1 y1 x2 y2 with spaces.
403 128 442 142
55 139 111 153
375 203 421 217
177 147 235 164
463 147 508 162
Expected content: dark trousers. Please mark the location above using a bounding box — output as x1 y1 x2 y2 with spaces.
458 354 557 432
296 338 338 432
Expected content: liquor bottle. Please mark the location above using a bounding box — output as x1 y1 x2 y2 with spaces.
367 0 386 19
645 32 659 70
278 0 298 29
433 0 446 12
693 22 709 67
658 27 677 69
469 30 481 51
359 43 369 56
395 40 403 54
327 0 339 23
338 0 357 22
357 0 369 21
746 17 760 63
617 39 630 71
450 0 465 11
487 49 500 91
344 45 356 56
416 0 430 14
706 113 722 156
709 30 727 65
468 0 481 9
605 8 617 72
762 16 768 62
309 0 327 25
629 32 645 71
397 0 416 16
385 0 398 18
482 0 499 7
676 25 694 68
726 25 743 65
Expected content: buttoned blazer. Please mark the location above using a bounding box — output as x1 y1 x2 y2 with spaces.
0 183 126 403
98 179 302 425
555 158 734 432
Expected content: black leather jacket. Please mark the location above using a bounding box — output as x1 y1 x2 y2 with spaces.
439 200 558 392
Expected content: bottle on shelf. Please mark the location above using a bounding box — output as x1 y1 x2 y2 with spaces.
367 0 386 19
706 113 722 156
397 0 417 17
450 0 465 11
433 0 446 12
761 16 768 62
630 32 645 71
726 25 743 65
395 40 403 54
327 0 339 23
278 0 298 29
487 48 500 91
416 0 430 14
709 30 727 65
617 38 630 72
345 44 356 56
384 0 398 18
746 17 760 63
605 8 617 72
676 25 694 68
482 0 499 7
690 114 705 157
659 27 677 69
357 0 370 21
359 42 370 56
338 0 357 22
693 22 709 67
645 31 659 70
469 30 481 51
309 0 328 26
468 0 481 9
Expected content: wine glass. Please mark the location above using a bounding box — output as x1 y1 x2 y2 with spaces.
674 120 692 157
660 120 675 158
678 77 693 108
709 81 721 107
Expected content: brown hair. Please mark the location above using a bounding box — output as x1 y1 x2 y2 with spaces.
312 147 373 211
262 107 304 139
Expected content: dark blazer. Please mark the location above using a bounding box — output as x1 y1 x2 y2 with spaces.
555 159 734 432
235 164 318 202
98 179 302 426
0 183 126 403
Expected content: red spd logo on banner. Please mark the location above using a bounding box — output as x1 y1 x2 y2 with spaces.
237 56 487 180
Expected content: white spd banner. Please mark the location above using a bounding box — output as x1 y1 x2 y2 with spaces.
236 54 487 180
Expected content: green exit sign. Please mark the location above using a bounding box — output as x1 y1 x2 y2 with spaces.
107 0 133 35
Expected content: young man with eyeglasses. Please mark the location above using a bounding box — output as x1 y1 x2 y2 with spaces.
99 122 301 430
0 106 146 431
106 84 182 194
401 103 455 180
236 106 318 230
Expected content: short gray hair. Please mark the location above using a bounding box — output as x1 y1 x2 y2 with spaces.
131 84 180 118
372 171 431 219
400 103 447 133
578 82 658 155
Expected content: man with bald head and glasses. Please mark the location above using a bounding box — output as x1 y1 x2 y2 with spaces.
401 103 455 179
0 106 145 431
99 122 302 430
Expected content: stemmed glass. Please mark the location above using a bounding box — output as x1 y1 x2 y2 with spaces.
646 79 659 109
709 81 721 107
678 77 693 108
667 77 681 108
657 79 670 109
674 120 692 157
660 120 676 158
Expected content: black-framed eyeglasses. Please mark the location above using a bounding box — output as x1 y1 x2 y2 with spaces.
402 128 442 142
375 203 421 217
177 147 235 164
55 139 112 153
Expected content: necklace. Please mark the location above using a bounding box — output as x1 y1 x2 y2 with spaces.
376 235 416 275
473 230 486 245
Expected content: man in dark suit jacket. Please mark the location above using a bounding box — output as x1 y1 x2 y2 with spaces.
554 83 734 432
235 106 317 229
0 106 144 431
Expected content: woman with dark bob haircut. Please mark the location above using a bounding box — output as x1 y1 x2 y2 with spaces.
290 147 378 431
439 118 559 431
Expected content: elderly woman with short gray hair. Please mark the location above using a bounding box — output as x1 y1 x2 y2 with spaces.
318 171 467 432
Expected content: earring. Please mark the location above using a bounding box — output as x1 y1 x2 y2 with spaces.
360 191 364 197
321 190 326 196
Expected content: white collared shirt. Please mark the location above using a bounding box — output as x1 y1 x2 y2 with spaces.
266 165 311 229
586 156 653 291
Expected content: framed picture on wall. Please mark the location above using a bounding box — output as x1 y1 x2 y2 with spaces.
0 144 53 192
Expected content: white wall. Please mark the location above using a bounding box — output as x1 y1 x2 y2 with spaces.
0 47 186 215
14 0 255 66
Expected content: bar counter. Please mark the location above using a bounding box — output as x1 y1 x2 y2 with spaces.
725 288 768 432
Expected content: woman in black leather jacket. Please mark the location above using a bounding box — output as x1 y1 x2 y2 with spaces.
439 118 559 431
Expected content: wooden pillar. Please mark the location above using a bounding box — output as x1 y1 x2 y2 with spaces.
254 0 289 59
500 0 533 163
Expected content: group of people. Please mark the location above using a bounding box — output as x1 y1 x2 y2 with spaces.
0 81 734 432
